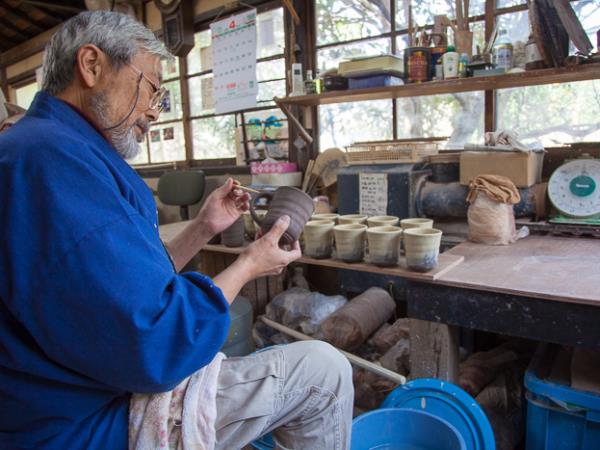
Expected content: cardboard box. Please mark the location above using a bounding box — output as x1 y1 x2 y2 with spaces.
460 151 544 187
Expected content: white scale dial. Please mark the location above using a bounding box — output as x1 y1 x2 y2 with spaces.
548 159 600 218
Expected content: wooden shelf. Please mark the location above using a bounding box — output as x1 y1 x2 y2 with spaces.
202 243 464 281
276 63 600 106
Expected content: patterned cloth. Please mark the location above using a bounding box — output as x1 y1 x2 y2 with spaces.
129 353 225 450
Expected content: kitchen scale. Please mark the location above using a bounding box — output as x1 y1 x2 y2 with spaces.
548 158 600 225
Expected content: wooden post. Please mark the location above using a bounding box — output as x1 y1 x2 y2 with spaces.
409 318 460 382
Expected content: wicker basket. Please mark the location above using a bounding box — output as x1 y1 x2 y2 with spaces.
345 140 441 165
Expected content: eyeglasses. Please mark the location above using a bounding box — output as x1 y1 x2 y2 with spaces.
127 63 167 113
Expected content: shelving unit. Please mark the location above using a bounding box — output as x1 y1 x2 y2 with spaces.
202 242 464 281
276 63 600 106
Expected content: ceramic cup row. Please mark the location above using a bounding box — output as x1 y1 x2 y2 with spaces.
303 215 442 272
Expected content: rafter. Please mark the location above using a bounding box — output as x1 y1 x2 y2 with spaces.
0 17 32 41
0 1 44 33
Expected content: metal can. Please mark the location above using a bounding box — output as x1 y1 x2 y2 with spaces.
404 47 431 83
494 43 513 71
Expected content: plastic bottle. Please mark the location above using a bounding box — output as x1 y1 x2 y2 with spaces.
314 69 323 94
304 70 316 95
291 63 304 96
458 53 469 78
443 45 459 79
493 29 513 71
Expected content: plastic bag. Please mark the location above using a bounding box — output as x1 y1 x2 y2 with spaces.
467 194 528 245
265 287 347 336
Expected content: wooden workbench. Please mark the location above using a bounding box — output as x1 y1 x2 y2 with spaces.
160 221 600 382
406 235 600 382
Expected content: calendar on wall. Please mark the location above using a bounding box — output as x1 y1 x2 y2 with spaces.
210 9 258 114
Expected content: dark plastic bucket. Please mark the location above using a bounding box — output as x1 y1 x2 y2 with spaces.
351 408 466 450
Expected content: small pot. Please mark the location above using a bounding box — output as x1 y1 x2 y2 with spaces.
403 228 443 272
334 223 367 263
250 186 315 245
221 216 245 247
312 213 340 223
367 226 403 267
367 215 399 227
400 218 434 230
303 220 335 259
338 214 368 225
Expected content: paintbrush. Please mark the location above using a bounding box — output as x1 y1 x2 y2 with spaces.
232 180 261 194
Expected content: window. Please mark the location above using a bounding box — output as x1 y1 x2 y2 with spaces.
316 0 485 150
186 7 288 163
495 0 600 146
12 81 38 109
135 57 185 165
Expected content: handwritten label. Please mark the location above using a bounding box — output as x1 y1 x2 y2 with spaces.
359 173 388 216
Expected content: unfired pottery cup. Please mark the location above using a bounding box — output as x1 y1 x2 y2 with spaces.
400 218 434 230
367 226 403 267
338 214 368 225
334 223 367 263
403 227 443 272
303 220 335 259
221 216 245 247
250 186 315 246
367 215 399 227
312 213 340 223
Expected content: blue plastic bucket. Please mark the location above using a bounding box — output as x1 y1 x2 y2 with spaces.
351 408 466 450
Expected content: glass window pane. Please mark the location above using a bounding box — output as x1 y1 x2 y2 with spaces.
161 58 179 80
189 74 215 117
316 0 391 46
186 30 212 75
497 0 525 9
317 38 391 72
148 122 186 162
574 0 600 46
257 58 285 82
128 142 149 165
13 82 38 109
497 80 600 146
157 79 183 121
397 0 484 31
258 80 286 102
396 92 484 148
192 115 236 160
257 8 285 58
397 0 452 30
319 100 393 149
496 10 530 44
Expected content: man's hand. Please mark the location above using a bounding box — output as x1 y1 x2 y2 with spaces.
194 178 250 236
237 215 302 279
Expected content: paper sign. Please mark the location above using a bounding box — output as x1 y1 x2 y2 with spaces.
200 46 213 71
359 173 388 216
201 77 214 110
210 9 258 114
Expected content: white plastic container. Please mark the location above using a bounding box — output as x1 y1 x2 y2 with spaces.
443 45 459 79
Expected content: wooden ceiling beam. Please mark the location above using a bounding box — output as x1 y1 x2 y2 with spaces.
0 24 60 68
0 18 32 41
3 0 61 27
0 2 44 33
21 1 84 15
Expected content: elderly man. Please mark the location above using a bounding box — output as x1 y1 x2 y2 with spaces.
0 11 353 450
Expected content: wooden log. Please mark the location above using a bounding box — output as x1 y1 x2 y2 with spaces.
320 287 396 351
409 319 460 382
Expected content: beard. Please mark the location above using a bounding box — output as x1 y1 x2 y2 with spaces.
89 91 149 160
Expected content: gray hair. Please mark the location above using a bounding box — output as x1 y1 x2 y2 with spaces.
42 11 171 95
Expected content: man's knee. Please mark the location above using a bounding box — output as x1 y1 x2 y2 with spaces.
290 340 353 396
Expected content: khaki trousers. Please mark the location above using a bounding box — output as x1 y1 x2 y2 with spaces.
214 340 354 450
